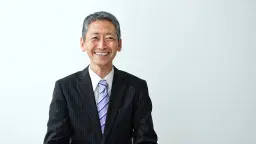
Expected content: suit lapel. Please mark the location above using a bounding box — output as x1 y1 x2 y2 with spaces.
103 66 127 141
77 66 102 140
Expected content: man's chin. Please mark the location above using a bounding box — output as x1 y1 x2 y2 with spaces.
91 61 113 68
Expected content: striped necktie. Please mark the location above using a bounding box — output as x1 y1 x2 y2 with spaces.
97 79 109 133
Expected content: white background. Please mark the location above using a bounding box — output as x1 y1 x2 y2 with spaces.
0 0 255 144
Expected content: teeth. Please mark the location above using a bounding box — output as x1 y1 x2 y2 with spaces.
95 52 108 56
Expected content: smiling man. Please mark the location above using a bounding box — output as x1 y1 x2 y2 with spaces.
44 11 158 144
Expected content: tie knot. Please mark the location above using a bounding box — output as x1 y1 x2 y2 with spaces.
98 79 108 88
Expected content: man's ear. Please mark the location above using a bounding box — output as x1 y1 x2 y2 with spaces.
117 39 122 52
80 37 86 52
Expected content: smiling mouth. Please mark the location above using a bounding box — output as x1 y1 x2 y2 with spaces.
94 52 110 56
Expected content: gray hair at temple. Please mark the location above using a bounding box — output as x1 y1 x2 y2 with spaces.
82 11 121 41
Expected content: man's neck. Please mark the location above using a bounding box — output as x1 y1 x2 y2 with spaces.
89 63 113 78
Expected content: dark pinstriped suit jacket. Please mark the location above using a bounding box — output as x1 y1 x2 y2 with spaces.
43 66 158 144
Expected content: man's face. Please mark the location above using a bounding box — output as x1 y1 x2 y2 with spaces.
80 20 122 68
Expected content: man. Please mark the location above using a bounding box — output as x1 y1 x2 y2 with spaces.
44 11 158 144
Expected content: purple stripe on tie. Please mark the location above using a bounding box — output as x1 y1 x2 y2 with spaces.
97 102 109 112
101 121 106 127
99 112 107 120
98 79 108 134
100 88 105 94
97 100 109 112
97 93 108 104
100 114 107 124
99 83 107 87
98 102 109 112
98 105 108 117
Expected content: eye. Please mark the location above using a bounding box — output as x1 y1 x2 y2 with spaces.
91 36 99 40
106 37 114 40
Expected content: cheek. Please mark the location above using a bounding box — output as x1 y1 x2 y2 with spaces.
108 43 119 50
87 44 97 51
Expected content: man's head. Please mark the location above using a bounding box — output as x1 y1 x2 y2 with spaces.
80 11 122 69
81 11 121 41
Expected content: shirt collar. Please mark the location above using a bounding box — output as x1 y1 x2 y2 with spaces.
88 65 114 92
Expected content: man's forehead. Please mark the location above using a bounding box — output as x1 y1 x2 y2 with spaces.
85 20 117 36
87 26 116 33
87 26 116 35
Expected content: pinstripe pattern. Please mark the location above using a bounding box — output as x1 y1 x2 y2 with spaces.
43 66 158 144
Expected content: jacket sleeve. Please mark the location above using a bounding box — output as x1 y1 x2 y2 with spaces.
43 81 70 144
133 80 158 144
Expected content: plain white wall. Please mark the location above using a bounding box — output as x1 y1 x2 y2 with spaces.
0 0 255 144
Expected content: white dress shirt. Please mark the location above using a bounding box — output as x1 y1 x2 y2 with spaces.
88 66 114 103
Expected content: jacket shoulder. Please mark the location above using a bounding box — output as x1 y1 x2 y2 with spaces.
119 70 147 88
55 70 83 85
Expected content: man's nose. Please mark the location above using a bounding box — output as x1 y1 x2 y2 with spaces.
98 38 107 49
